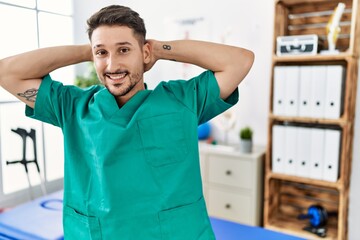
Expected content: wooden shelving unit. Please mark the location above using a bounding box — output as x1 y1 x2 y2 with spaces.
264 0 360 239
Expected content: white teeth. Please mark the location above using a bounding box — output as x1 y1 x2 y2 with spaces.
108 73 126 80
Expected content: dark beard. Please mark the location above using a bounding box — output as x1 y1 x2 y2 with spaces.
112 83 134 97
106 72 142 97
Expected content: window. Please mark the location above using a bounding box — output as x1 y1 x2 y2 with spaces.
0 0 73 203
0 0 35 8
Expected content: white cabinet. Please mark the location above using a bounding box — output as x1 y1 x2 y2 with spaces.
199 143 265 226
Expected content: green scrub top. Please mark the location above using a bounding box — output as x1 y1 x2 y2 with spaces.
26 70 238 239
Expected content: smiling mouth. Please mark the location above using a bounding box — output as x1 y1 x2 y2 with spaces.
105 71 128 81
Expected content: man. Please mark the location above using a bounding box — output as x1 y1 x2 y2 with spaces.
0 5 254 239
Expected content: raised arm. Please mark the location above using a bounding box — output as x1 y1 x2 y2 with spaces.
0 45 92 108
145 40 254 99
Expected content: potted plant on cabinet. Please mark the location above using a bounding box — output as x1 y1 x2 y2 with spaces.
239 126 253 153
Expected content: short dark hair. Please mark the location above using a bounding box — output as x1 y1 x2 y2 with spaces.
87 5 146 45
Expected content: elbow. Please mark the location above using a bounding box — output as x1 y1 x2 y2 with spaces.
249 50 255 65
0 57 15 87
235 48 255 80
244 49 255 71
0 59 5 86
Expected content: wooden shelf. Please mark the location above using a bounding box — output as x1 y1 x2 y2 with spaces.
264 0 359 239
277 0 348 8
266 214 338 240
267 172 341 190
273 53 355 63
264 179 340 239
269 114 349 127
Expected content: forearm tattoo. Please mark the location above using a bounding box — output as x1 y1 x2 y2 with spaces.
17 88 38 102
163 44 176 61
163 44 171 50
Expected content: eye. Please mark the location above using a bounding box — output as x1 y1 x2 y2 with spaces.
119 47 130 54
95 49 107 56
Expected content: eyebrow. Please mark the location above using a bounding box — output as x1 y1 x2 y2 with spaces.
93 42 133 49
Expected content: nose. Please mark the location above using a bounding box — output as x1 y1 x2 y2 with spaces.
106 54 119 73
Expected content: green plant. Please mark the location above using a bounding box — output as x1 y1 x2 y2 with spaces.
240 127 253 140
74 63 101 88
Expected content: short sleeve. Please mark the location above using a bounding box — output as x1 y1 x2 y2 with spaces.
25 75 64 127
166 70 239 124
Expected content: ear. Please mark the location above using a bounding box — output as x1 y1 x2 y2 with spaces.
143 42 151 64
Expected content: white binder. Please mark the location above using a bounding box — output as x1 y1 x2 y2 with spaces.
272 125 286 174
298 66 313 118
309 128 325 180
323 129 341 182
284 126 298 175
324 65 344 119
296 127 312 178
284 66 300 116
310 66 327 118
273 66 286 115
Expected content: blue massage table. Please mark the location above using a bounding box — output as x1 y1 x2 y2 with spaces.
0 191 306 240
210 217 306 240
0 191 63 240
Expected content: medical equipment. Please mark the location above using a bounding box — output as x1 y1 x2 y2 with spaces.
322 2 346 54
6 128 47 199
277 34 321 56
298 204 337 238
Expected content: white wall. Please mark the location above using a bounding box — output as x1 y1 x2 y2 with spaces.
72 0 122 74
73 1 360 238
73 0 274 147
120 0 274 147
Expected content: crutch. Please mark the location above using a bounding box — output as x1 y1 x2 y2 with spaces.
27 128 47 196
6 128 47 199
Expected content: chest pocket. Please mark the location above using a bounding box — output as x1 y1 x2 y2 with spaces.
138 113 189 167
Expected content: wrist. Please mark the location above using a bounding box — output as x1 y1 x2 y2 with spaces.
151 40 163 61
81 44 93 62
